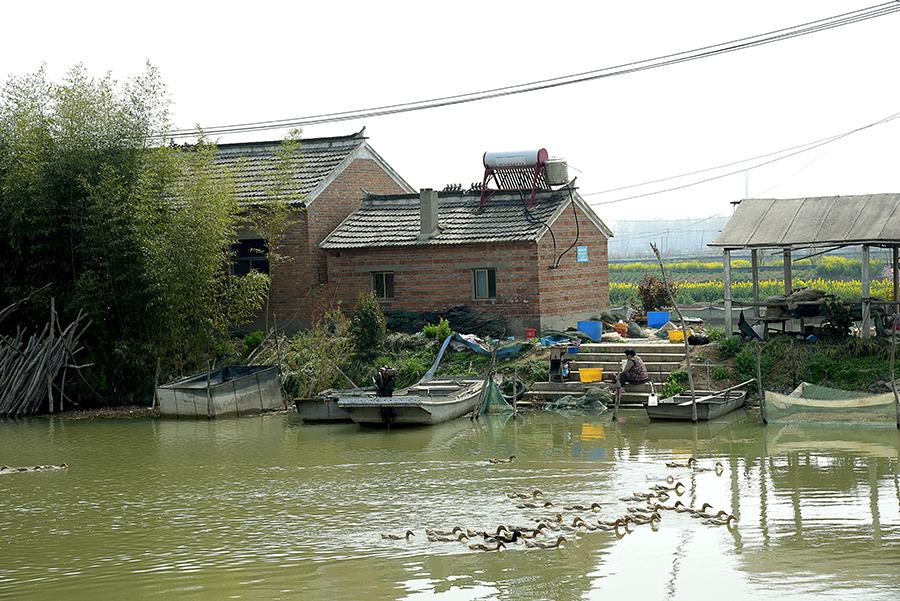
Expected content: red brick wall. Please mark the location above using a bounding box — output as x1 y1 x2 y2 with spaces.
244 157 409 331
320 199 610 334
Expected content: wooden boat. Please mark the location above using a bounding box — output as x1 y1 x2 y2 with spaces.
646 388 747 421
336 378 485 426
156 365 282 418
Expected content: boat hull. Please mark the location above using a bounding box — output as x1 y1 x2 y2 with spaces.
337 379 484 426
294 397 352 422
156 366 282 418
646 390 746 421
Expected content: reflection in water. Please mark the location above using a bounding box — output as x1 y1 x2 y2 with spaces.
0 409 898 600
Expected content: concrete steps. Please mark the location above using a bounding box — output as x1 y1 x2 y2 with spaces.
522 341 688 406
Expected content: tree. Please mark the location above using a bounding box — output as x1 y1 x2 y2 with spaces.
0 63 268 404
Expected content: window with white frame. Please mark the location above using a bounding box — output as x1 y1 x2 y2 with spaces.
473 268 496 299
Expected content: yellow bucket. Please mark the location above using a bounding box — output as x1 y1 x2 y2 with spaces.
580 368 603 382
668 329 693 342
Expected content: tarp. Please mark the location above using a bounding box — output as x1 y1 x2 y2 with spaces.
450 333 523 358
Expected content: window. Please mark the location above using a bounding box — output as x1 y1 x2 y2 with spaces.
373 272 394 300
474 268 496 299
231 238 269 276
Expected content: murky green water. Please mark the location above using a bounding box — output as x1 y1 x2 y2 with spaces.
2 408 899 600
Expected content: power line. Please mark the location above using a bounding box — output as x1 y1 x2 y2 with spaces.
165 3 900 139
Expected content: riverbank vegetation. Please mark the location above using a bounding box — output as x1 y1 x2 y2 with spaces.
0 64 295 409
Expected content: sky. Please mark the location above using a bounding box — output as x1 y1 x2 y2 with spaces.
3 1 900 227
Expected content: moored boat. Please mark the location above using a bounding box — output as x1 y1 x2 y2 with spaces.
337 378 485 426
156 365 282 418
646 388 748 421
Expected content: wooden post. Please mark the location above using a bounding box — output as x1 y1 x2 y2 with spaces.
206 360 212 419
783 249 792 296
724 249 733 336
751 249 760 319
893 247 899 311
862 245 871 339
152 358 161 417
612 385 621 421
513 365 519 418
891 325 899 429
757 345 766 425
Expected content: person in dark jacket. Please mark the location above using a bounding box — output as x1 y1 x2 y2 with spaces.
618 349 649 392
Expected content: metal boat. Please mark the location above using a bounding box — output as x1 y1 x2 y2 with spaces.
646 388 747 421
336 378 485 426
156 365 282 418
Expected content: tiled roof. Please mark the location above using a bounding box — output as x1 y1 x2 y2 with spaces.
213 130 367 206
320 190 575 249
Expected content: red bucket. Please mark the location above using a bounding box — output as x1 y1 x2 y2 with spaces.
525 328 536 339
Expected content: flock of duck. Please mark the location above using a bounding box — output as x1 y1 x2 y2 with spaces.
380 456 737 551
1 464 68 474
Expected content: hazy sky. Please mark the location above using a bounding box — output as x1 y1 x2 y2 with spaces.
4 1 899 224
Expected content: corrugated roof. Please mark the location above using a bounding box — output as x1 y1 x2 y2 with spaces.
320 190 606 249
709 194 900 248
213 131 367 206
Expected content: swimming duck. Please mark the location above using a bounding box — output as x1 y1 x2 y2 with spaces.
665 457 695 468
692 460 725 473
525 535 568 549
692 509 728 520
532 513 564 523
381 530 415 540
653 500 685 512
646 474 676 484
425 526 463 537
562 502 602 511
467 525 509 538
507 489 543 499
518 524 550 538
468 541 506 551
553 517 587 533
487 455 518 464
484 530 523 544
629 512 662 525
649 481 685 492
516 501 555 509
592 518 630 532
427 532 469 542
702 514 739 527
683 502 714 516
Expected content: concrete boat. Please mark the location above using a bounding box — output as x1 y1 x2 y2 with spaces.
336 378 485 427
156 365 282 418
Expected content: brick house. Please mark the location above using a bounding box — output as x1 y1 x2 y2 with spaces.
218 128 415 334
319 187 613 335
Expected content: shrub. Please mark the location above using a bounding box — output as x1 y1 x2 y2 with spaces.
711 365 730 380
716 336 744 359
635 272 678 313
349 292 387 362
663 369 689 398
244 330 265 352
423 318 452 340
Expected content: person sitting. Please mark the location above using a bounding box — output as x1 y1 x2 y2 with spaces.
618 349 649 393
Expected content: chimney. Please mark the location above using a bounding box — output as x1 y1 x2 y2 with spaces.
418 188 440 240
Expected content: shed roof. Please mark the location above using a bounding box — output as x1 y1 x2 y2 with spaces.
709 194 900 249
319 189 611 250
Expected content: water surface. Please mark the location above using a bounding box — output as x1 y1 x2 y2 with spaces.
2 408 899 600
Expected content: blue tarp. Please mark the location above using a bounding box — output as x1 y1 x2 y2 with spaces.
451 333 524 358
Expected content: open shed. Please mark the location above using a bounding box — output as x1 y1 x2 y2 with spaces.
708 194 900 338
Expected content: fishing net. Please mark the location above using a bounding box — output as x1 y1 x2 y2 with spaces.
765 382 900 426
480 380 514 414
543 387 612 413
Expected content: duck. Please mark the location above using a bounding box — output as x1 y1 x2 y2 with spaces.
620 491 667 502
646 474 676 484
516 501 555 509
683 502 714 516
518 524 550 538
592 518 630 532
487 455 517 464
629 512 662 525
649 481 685 492
532 513 563 523
525 535 568 549
507 489 543 499
484 530 523 544
702 514 739 527
468 541 506 551
665 457 695 468
466 525 508 538
653 500 685 512
552 517 587 533
381 530 415 540
427 532 469 542
692 509 729 520
425 526 463 537
562 502 602 511
692 460 725 473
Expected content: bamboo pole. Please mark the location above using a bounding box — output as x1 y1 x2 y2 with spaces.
651 243 697 421
891 325 899 429
757 345 766 425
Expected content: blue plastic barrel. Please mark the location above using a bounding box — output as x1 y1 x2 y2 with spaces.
577 321 602 341
647 312 670 328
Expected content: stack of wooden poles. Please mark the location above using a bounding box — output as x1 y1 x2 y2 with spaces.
0 300 89 417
